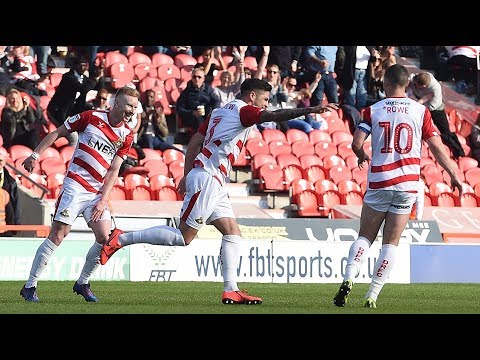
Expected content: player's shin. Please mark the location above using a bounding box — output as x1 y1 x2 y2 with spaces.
365 243 398 301
343 236 371 282
121 226 185 246
26 239 57 288
220 235 242 292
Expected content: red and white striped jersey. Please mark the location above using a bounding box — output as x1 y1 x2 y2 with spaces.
193 99 265 185
358 96 438 192
63 110 134 193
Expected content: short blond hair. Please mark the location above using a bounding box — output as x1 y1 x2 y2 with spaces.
115 84 140 99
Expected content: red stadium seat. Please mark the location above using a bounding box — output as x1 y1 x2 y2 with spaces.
8 144 33 161
351 166 368 184
322 154 346 170
251 153 276 178
108 63 135 89
465 167 480 187
134 63 158 82
174 54 198 69
156 186 179 201
289 178 315 205
276 153 300 170
337 142 356 160
298 154 323 170
151 85 172 116
344 155 360 170
337 179 362 195
46 173 65 199
40 157 67 177
39 147 62 161
282 164 305 190
309 130 332 145
285 128 309 144
162 149 185 165
436 192 458 207
304 165 326 183
458 157 479 173
124 173 149 190
149 174 175 191
342 191 364 205
314 179 338 194
318 190 342 217
262 128 287 144
258 164 284 191
268 140 291 157
143 159 169 177
330 131 353 146
59 146 75 165
110 185 128 200
128 52 151 67
296 189 322 217
428 182 452 197
314 142 337 159
130 186 154 201
245 138 269 158
243 56 258 70
151 53 174 68
422 164 444 186
168 160 185 179
157 64 181 81
138 76 163 94
291 140 315 158
328 165 352 184
139 148 163 165
459 193 480 207
104 51 129 68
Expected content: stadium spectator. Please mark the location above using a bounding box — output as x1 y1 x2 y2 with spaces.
342 46 373 110
175 68 220 133
194 46 227 86
47 56 97 146
302 46 339 105
0 152 20 237
31 46 52 78
86 88 111 110
19 85 139 303
333 64 462 308
407 71 465 159
266 46 303 79
8 46 46 99
213 69 245 108
99 78 339 305
0 88 45 150
0 46 13 96
445 46 479 95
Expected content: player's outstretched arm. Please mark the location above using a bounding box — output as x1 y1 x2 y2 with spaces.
177 132 205 195
22 124 70 173
260 103 339 124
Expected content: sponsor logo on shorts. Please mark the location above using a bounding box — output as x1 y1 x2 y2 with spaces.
195 217 203 224
60 209 69 218
391 204 411 209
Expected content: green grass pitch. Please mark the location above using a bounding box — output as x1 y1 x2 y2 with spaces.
2 281 480 314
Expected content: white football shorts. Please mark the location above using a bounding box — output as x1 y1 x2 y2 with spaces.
363 189 416 215
180 167 235 230
54 181 111 225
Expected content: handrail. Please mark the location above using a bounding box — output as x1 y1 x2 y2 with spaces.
5 162 49 200
0 224 50 237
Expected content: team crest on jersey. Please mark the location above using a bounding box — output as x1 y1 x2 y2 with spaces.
112 136 124 148
195 217 203 224
60 209 69 218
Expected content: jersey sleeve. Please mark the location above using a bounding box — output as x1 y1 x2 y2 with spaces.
64 110 92 132
356 106 372 136
239 105 265 127
421 107 439 140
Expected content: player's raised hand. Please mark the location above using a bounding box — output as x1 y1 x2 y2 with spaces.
22 155 36 173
